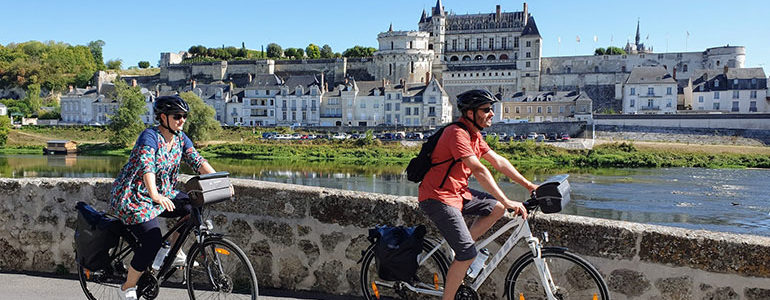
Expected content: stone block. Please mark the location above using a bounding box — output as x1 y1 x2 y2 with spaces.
701 286 738 300
298 240 320 266
254 219 294 246
320 232 346 252
608 268 650 297
246 239 273 284
655 276 692 300
345 234 370 262
313 260 342 293
745 287 770 300
530 214 638 260
278 254 308 289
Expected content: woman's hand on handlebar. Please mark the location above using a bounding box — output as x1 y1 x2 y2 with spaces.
153 195 175 212
504 200 528 220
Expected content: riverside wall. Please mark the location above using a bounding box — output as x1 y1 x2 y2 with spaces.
1 178 769 299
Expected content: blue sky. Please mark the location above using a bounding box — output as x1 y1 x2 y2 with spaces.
1 0 767 74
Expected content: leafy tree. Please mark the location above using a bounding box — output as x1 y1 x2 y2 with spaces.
594 48 605 55
87 40 106 70
179 92 220 143
25 84 42 114
320 44 334 59
107 79 146 147
266 43 283 59
106 58 122 70
138 61 150 68
605 46 626 55
342 46 377 57
306 44 321 59
284 48 298 59
0 115 10 147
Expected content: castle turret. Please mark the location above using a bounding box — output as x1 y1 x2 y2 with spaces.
432 0 444 16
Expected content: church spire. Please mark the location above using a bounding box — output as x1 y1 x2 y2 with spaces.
388 23 393 32
432 0 444 16
635 18 641 46
420 8 427 23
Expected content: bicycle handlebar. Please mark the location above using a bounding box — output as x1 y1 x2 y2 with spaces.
506 193 539 214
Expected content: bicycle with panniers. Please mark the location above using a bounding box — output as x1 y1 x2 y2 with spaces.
359 174 610 300
74 172 259 299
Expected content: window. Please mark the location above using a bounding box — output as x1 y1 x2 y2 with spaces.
526 41 531 47
504 106 509 113
594 66 599 73
513 37 518 48
405 107 411 115
282 111 287 120
667 100 672 108
667 87 672 95
464 39 469 50
360 102 366 108
414 108 419 115
547 106 552 114
526 61 531 68
731 101 739 112
714 80 719 87
489 38 494 50
714 92 720 99
527 107 532 113
751 91 757 98
750 101 758 112
733 90 739 99
648 87 654 96
648 99 654 107
476 38 481 50
630 88 636 95
699 96 704 103
682 64 688 72
713 102 720 110
537 107 542 114
395 103 400 111
559 106 565 113
526 52 531 58
515 107 520 113
733 79 739 87
630 99 635 107
429 107 435 115
452 40 457 50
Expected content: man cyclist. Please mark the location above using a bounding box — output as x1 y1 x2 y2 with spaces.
109 95 217 300
418 89 537 299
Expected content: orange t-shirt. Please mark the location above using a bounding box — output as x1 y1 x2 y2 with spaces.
418 118 491 210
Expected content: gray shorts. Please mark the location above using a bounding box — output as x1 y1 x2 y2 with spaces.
419 189 498 261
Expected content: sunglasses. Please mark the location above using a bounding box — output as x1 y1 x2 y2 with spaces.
478 107 494 113
172 113 188 120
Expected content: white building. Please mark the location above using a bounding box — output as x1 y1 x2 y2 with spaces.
0 103 7 116
623 66 677 114
60 87 98 124
690 67 768 113
497 90 593 122
239 75 282 127
185 81 235 125
275 75 323 127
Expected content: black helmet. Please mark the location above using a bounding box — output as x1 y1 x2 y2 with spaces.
154 95 189 116
456 89 499 112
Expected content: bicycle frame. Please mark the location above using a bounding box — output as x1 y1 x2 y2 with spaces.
400 215 559 298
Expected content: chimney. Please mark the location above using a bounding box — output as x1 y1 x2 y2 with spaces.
131 79 137 87
320 72 325 92
672 67 677 81
496 5 501 21
523 3 528 26
192 80 197 90
248 73 253 83
229 82 234 93
324 82 329 92
68 85 74 93
425 71 431 85
723 65 728 75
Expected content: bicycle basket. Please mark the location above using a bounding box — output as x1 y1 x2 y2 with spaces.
185 171 232 208
74 202 121 271
534 174 571 214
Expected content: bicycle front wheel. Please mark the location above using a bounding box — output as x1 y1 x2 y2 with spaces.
186 237 258 299
359 239 449 300
505 248 609 300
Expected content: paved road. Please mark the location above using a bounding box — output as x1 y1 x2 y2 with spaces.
0 273 357 300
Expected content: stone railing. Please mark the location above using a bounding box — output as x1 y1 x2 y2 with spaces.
1 178 769 299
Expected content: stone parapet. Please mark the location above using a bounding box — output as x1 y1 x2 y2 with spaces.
0 177 768 299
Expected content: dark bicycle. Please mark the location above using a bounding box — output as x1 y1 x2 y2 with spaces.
75 172 258 299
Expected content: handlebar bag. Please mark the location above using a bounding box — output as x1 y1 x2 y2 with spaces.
74 202 121 271
368 224 426 282
185 172 232 208
535 174 571 214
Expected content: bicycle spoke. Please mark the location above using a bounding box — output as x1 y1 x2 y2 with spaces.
507 250 608 300
187 239 257 300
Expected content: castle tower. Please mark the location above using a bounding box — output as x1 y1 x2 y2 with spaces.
374 28 434 84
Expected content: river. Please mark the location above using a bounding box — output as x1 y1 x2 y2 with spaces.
1 154 769 237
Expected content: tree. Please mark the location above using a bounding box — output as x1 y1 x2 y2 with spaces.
88 40 106 70
306 44 321 59
0 116 10 147
342 46 377 58
284 48 298 59
24 84 42 115
605 46 626 55
107 79 147 147
106 58 123 70
594 48 605 56
320 44 334 58
138 61 150 68
266 43 283 59
179 92 220 143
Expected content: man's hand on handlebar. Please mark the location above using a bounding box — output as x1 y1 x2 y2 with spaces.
504 200 528 220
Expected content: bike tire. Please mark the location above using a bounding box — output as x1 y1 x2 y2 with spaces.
186 237 259 300
77 246 131 300
359 239 449 300
504 247 609 300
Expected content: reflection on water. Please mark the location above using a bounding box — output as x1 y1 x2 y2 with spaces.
1 154 769 237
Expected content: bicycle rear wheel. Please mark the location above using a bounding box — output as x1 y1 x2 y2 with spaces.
359 239 449 300
77 247 130 300
186 237 258 299
505 248 609 300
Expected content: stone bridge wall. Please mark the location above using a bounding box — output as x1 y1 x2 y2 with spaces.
1 178 769 299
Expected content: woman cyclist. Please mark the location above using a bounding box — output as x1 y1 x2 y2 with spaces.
109 95 217 300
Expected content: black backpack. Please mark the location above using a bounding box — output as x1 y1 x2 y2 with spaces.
74 202 121 271
405 122 469 187
368 225 427 282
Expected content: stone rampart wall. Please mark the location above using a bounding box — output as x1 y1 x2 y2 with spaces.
1 178 769 299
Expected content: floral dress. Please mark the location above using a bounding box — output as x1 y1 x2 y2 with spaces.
109 127 206 225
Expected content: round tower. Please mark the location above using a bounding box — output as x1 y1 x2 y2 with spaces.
704 46 746 69
374 29 434 84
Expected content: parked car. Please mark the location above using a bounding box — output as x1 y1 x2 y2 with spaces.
393 131 406 140
535 134 545 142
526 132 538 140
331 133 347 140
561 134 570 141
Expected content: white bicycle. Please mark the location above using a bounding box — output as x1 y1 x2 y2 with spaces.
359 175 610 300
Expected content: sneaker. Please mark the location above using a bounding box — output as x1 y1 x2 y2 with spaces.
117 286 137 300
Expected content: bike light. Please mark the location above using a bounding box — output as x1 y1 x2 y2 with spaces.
519 293 524 300
371 281 380 299
593 294 598 300
215 248 231 255
433 273 439 290
84 269 91 280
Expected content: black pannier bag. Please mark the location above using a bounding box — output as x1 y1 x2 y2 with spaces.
368 225 426 282
184 171 232 208
534 174 571 214
74 202 121 271
405 122 469 186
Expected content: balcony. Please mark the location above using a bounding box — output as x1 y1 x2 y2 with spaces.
427 112 437 117
250 114 269 117
320 114 342 118
640 106 660 111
